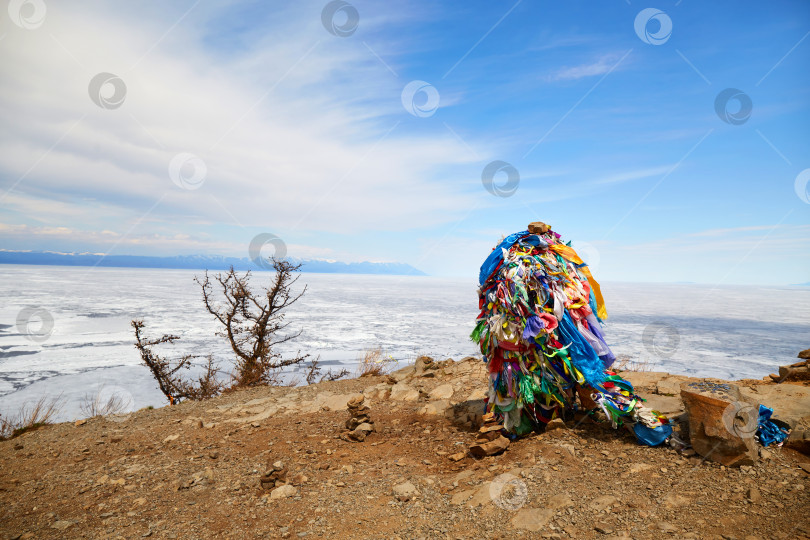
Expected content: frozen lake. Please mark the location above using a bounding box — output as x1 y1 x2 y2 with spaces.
1 264 808 421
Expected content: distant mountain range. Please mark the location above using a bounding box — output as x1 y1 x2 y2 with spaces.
0 250 426 276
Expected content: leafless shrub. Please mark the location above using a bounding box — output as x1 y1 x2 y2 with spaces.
305 359 321 385
323 368 350 382
304 357 349 385
195 259 309 388
132 320 223 405
0 395 63 440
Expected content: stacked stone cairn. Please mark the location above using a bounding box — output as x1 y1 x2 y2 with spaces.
469 412 510 458
259 460 287 490
342 395 375 442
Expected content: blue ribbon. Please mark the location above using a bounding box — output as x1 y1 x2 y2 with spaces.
757 404 789 447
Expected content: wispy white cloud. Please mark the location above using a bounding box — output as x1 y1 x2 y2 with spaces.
545 53 629 81
686 225 789 237
0 1 484 260
590 165 675 186
583 224 810 285
615 224 810 254
2 1 807 284
0 220 341 260
529 34 600 52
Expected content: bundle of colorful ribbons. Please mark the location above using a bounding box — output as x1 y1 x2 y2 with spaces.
471 223 672 445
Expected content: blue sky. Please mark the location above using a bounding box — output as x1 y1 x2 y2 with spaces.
1 0 808 284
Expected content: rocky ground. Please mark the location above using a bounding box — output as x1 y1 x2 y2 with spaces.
1 357 809 540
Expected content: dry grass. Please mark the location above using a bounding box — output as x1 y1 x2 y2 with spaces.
0 395 63 440
357 347 396 378
611 355 652 373
80 387 133 418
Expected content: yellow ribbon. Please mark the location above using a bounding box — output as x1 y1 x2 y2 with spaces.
548 244 608 320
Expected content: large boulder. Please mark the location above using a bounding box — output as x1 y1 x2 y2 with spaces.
621 371 669 390
389 383 419 402
737 382 810 429
738 381 810 455
449 388 487 428
641 394 685 417
269 484 298 500
419 400 451 416
768 360 810 383
428 384 454 400
389 365 415 382
314 392 354 411
680 381 758 467
622 371 697 394
786 428 810 455
768 349 810 382
511 508 554 532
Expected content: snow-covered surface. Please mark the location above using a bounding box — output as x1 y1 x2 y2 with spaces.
1 264 808 421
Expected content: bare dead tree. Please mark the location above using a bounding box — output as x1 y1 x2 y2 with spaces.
195 258 309 387
132 320 222 404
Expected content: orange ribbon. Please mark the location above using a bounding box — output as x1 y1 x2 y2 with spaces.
548 244 607 320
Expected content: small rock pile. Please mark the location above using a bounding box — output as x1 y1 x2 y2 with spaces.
769 349 810 383
259 460 287 490
414 355 440 378
176 467 214 490
341 395 375 442
469 412 510 458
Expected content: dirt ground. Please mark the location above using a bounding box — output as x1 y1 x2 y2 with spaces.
1 362 809 540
